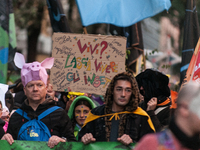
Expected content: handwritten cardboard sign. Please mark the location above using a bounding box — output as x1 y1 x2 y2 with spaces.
50 33 126 95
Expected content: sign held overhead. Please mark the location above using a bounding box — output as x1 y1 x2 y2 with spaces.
50 33 126 95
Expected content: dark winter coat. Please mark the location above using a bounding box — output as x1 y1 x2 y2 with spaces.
79 72 155 142
136 69 171 131
7 98 76 141
140 100 171 131
0 118 5 139
79 104 154 142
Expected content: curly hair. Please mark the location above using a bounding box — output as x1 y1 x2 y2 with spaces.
104 72 139 113
104 72 140 141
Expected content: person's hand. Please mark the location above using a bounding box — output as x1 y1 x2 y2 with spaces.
81 133 96 144
146 97 157 111
48 135 66 148
47 84 56 98
139 94 144 102
117 134 133 145
1 133 14 145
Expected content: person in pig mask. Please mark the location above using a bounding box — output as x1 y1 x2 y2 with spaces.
1 52 76 148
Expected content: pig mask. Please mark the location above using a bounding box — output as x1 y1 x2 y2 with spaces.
14 52 54 87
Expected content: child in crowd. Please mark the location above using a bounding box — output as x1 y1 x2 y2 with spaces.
0 101 5 137
67 96 96 140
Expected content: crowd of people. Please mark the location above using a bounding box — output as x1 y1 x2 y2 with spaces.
0 52 200 150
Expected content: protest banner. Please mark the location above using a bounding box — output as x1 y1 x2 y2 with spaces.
0 140 135 150
50 33 126 95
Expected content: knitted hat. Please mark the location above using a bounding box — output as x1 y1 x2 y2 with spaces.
14 52 54 87
68 96 96 120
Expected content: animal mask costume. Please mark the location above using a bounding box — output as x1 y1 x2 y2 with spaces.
14 52 54 87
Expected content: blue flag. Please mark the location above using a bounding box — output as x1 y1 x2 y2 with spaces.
76 0 171 27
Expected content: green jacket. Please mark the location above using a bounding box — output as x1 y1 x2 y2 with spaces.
67 96 96 140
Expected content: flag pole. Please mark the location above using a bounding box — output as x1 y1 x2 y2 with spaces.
83 27 88 34
180 37 200 90
189 38 200 81
143 50 146 70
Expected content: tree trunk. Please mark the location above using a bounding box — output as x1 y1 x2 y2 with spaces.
27 4 44 63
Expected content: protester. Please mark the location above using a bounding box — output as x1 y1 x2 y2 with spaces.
46 69 59 102
47 83 58 101
136 69 171 131
0 101 5 138
58 92 69 109
1 52 76 148
1 108 9 132
67 96 96 140
65 92 85 113
11 79 27 111
5 91 14 113
134 81 200 150
79 72 155 145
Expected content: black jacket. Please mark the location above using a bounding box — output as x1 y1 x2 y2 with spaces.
139 98 171 132
7 98 76 141
79 105 154 142
0 118 5 139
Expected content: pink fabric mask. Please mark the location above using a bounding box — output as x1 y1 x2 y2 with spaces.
14 52 54 87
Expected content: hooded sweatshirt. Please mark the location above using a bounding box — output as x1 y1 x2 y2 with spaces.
136 69 171 131
68 96 96 140
0 118 5 139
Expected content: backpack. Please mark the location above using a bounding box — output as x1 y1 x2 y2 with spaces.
15 106 60 141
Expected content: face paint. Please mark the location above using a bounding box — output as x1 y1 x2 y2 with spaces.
81 107 84 117
74 104 91 127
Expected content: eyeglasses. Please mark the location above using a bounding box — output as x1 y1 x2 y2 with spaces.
115 87 132 95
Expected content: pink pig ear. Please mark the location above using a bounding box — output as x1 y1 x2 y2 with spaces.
41 57 54 69
14 52 25 69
